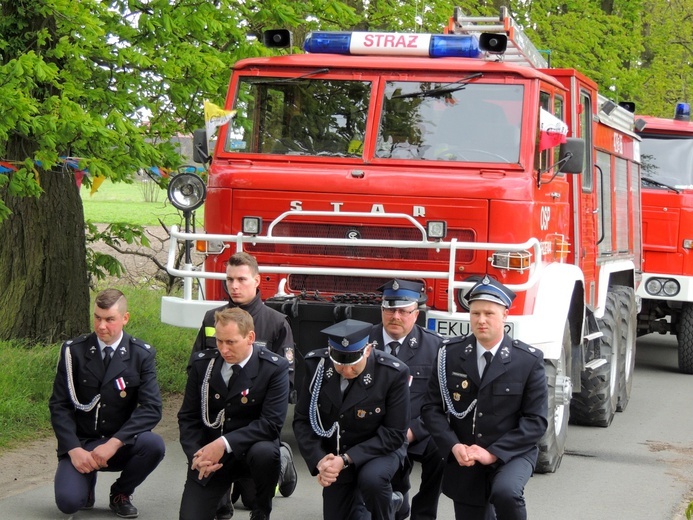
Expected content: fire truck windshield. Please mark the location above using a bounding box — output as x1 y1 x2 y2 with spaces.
223 76 523 164
640 136 693 189
375 82 522 163
224 77 370 157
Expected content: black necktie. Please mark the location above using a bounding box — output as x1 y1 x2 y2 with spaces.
481 351 493 380
103 346 113 371
387 341 400 358
228 364 241 390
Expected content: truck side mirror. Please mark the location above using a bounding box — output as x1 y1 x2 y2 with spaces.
558 137 584 174
192 128 209 164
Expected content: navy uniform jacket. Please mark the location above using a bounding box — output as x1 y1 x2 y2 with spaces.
179 345 290 485
49 332 162 457
293 348 410 475
421 334 547 503
188 293 295 388
369 323 443 457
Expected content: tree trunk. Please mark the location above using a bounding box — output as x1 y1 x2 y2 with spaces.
0 167 89 343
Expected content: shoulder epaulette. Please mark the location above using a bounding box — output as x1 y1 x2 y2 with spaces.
512 339 542 357
305 348 329 359
420 327 444 340
64 334 90 347
191 349 219 361
258 346 285 365
129 336 155 353
375 353 408 371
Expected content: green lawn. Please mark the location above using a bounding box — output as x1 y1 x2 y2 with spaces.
81 179 194 226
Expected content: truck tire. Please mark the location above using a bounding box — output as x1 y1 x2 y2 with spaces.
677 303 693 374
614 286 636 411
536 322 571 473
570 291 620 427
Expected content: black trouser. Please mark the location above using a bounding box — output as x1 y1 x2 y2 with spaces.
54 431 165 514
323 451 401 520
395 437 445 520
452 456 533 520
179 440 280 520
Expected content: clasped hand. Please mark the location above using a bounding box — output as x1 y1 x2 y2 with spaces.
451 443 498 467
315 453 344 488
191 438 226 480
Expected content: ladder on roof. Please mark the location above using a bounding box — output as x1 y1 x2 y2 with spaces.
448 6 548 69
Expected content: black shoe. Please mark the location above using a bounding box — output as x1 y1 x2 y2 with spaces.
215 502 234 519
392 491 404 513
278 442 298 497
249 511 269 520
109 493 138 518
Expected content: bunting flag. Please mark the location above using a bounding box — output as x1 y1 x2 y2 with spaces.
539 108 568 151
90 175 106 195
204 99 236 137
0 161 18 173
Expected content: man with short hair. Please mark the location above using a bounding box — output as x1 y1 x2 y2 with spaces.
179 307 290 520
189 252 297 518
370 279 445 520
49 288 165 518
422 276 548 520
293 319 410 520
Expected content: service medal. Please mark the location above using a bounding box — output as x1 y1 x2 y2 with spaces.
461 380 469 389
241 396 248 404
357 409 366 418
120 390 127 398
453 392 461 401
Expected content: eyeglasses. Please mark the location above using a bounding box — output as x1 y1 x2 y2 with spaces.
382 308 417 316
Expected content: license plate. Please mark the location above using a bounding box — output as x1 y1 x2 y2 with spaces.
427 318 514 338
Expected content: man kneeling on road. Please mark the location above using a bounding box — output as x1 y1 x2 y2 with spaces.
178 308 290 520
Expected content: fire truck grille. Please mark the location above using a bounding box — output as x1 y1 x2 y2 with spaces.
287 275 393 298
246 223 475 262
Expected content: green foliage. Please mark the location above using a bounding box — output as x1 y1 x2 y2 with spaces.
687 499 693 520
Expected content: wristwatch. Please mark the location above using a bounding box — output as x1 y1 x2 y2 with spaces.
340 454 350 468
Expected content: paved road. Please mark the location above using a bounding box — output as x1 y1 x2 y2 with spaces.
1 333 691 519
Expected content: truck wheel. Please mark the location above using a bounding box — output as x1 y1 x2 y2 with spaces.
536 323 572 473
677 304 693 374
570 291 620 427
614 286 636 411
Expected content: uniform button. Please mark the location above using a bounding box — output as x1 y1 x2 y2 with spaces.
340 414 344 418
477 433 482 438
478 412 483 417
505 388 510 393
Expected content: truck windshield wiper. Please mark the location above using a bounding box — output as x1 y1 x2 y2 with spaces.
258 68 330 84
391 72 483 99
642 176 681 193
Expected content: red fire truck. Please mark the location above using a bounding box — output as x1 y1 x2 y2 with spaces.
635 103 693 374
163 7 641 473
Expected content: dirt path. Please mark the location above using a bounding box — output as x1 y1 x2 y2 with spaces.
0 395 182 500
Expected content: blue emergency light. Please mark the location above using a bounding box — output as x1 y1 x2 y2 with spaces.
675 102 691 121
303 31 482 59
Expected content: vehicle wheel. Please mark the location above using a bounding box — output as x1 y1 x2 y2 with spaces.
614 286 636 411
677 303 693 374
536 323 572 473
570 291 620 427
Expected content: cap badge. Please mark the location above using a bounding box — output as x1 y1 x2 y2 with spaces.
342 338 350 347
392 280 400 290
481 275 491 285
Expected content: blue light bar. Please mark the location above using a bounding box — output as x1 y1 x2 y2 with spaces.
675 102 691 121
304 31 481 59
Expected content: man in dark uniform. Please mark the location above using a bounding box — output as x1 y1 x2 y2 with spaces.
188 252 297 518
178 307 290 520
421 276 548 520
49 288 165 518
370 279 445 520
293 319 410 520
